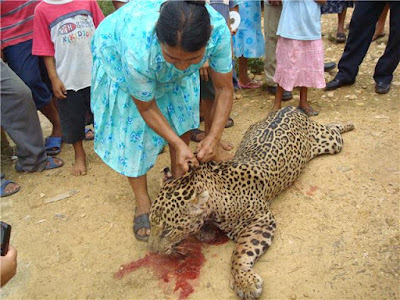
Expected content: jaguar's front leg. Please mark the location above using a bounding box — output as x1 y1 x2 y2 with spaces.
230 212 276 300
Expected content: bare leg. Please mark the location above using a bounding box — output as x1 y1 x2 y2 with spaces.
127 175 151 238
39 98 62 137
373 4 389 40
298 87 318 116
337 9 347 35
238 56 250 84
271 84 283 111
71 140 86 176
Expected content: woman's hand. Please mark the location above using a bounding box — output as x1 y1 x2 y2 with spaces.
174 142 199 178
196 134 219 163
199 60 210 82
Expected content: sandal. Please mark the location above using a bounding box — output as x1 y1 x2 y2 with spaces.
84 128 94 141
336 32 346 44
190 128 205 143
133 213 151 242
238 81 262 89
225 117 234 128
297 106 319 117
1 174 20 197
45 136 62 156
15 156 64 172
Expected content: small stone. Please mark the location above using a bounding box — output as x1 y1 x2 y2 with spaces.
54 213 67 221
289 295 297 300
392 81 400 86
206 282 211 288
349 95 357 100
362 85 368 89
293 95 300 100
356 89 362 94
40 193 45 198
356 102 365 107
235 93 243 100
36 219 46 224
344 95 350 99
371 131 382 137
337 165 352 172
327 92 334 98
254 75 263 81
378 43 386 49
81 213 86 218
374 115 389 119
248 73 255 80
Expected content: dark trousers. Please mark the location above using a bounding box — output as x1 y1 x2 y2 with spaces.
336 1 400 84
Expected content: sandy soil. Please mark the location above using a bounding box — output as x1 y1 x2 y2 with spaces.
1 11 399 300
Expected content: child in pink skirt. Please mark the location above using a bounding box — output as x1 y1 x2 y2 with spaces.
272 0 327 116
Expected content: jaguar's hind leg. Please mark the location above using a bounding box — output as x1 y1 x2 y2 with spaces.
230 212 276 299
311 122 354 158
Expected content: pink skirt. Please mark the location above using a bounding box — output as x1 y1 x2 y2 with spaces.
274 37 326 91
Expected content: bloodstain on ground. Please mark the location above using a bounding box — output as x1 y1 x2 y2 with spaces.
114 226 230 299
306 185 318 196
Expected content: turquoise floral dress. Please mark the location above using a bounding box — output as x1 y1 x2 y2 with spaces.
91 0 232 177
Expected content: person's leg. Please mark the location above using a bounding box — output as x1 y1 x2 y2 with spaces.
0 60 48 171
373 1 400 86
3 41 62 138
272 84 283 111
127 175 151 239
263 3 281 87
238 56 249 84
57 89 88 175
298 87 318 116
336 9 347 43
263 4 292 99
71 141 86 176
373 3 389 41
335 2 384 83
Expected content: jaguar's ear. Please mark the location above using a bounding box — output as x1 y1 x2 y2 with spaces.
160 167 173 186
186 190 209 216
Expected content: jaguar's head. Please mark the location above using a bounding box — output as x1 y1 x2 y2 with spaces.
149 169 209 256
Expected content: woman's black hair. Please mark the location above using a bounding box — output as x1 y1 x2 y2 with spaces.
156 0 211 52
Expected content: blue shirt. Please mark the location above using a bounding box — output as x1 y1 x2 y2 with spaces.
277 0 322 41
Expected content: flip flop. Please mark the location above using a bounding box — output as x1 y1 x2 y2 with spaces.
372 33 385 42
297 106 319 117
225 117 234 128
336 32 346 43
15 156 64 172
1 175 20 197
133 213 151 242
45 136 62 156
84 128 94 141
238 81 262 89
190 128 205 143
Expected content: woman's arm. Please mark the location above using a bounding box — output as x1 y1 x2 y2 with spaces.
133 97 199 177
196 70 233 162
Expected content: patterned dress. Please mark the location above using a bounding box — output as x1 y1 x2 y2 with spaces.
91 0 232 177
232 0 265 58
321 0 353 14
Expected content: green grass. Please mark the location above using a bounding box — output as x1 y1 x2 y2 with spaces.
97 0 115 16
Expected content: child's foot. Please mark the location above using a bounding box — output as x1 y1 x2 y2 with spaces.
271 104 281 112
71 158 87 176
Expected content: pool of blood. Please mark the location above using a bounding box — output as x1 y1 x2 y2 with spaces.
114 226 229 299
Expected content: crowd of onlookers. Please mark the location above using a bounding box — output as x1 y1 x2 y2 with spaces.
1 0 398 285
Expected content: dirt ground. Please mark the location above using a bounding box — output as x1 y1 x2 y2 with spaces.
1 11 399 300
